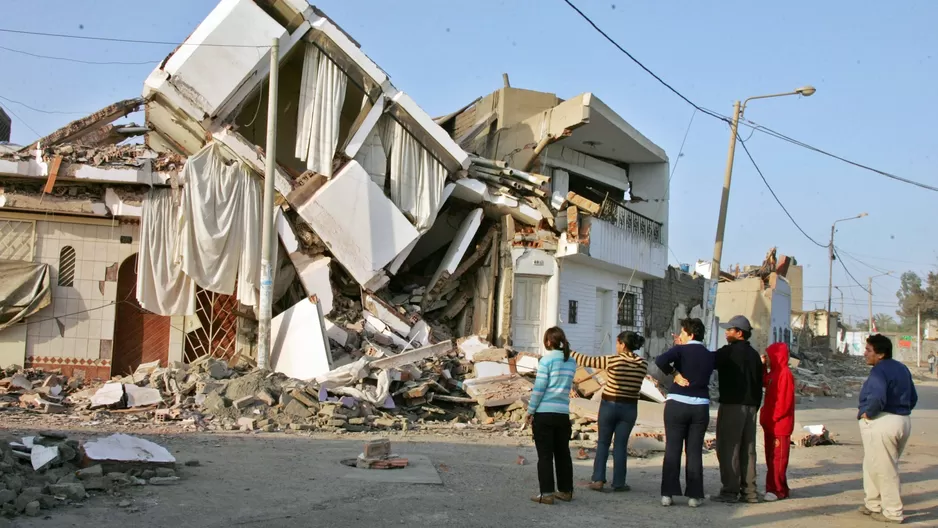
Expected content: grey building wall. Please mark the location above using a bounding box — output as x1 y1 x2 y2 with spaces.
642 267 707 382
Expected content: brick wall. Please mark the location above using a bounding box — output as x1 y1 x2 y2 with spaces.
642 266 706 362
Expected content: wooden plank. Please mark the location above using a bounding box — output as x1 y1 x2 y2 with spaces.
43 155 64 194
566 191 601 215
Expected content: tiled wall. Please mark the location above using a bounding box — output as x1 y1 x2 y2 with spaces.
24 220 140 379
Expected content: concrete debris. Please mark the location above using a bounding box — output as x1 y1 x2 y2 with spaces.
1 431 180 520
356 439 408 470
801 425 836 447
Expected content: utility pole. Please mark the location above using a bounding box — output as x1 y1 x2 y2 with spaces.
827 225 835 314
257 37 279 369
868 276 873 333
917 308 922 367
710 100 741 280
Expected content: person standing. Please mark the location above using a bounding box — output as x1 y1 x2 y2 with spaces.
572 331 648 493
655 318 715 508
858 334 917 524
927 352 935 375
526 327 578 505
712 315 764 504
761 342 795 502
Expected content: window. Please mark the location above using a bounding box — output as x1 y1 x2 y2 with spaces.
58 246 76 287
617 291 637 326
568 300 578 324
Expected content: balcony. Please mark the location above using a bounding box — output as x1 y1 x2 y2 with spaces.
558 197 667 279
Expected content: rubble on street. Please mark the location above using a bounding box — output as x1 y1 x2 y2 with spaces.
0 430 180 519
789 348 869 399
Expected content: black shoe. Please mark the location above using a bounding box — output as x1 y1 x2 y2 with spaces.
710 494 739 503
613 485 631 492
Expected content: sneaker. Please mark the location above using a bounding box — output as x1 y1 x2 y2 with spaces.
743 496 760 504
870 512 903 524
613 485 631 492
688 498 702 508
588 481 604 492
554 491 573 502
661 496 673 507
763 493 778 502
531 493 554 505
858 505 874 516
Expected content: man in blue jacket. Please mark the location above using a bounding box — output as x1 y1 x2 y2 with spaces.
857 334 917 524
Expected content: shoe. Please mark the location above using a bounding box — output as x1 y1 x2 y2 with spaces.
858 505 875 515
554 491 573 502
710 494 738 503
763 493 778 502
661 496 673 507
613 485 631 492
688 498 702 508
531 493 554 505
588 481 604 491
870 512 903 524
743 496 760 504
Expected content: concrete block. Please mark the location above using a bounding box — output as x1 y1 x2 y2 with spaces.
363 438 391 459
428 208 483 291
270 297 333 380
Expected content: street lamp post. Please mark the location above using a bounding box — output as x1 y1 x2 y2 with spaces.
834 285 844 315
827 213 868 313
867 271 893 333
711 86 817 280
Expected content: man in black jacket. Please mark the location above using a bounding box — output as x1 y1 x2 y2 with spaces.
712 315 765 504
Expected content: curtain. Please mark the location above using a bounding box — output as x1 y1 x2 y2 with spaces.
295 44 348 177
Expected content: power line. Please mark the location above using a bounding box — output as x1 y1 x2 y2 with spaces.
0 100 42 140
561 1 933 194
833 247 871 294
0 44 159 65
835 247 895 276
0 27 271 48
0 94 90 115
735 134 828 248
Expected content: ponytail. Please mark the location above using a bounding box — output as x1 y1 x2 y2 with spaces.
543 326 572 360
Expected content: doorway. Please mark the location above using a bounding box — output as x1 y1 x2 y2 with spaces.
511 276 547 354
111 254 171 376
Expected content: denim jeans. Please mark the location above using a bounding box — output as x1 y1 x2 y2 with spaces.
592 399 638 488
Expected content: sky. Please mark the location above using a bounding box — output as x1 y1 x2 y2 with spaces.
1 0 935 326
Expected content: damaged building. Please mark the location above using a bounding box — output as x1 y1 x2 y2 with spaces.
0 0 672 391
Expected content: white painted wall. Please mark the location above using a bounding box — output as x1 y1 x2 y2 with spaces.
628 162 669 241
586 217 667 279
557 259 643 356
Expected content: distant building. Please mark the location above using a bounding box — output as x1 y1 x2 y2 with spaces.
0 107 10 142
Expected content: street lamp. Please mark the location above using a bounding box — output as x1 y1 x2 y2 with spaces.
711 86 817 279
827 212 868 313
867 271 893 333
833 285 844 315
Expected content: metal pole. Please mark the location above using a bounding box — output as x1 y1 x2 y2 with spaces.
827 224 835 314
711 100 741 280
868 277 873 333
257 37 279 369
917 308 922 367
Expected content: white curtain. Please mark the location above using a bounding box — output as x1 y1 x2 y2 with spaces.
379 116 448 232
136 188 196 316
295 44 348 177
177 143 262 309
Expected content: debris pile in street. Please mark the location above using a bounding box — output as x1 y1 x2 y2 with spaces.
800 425 836 447
790 348 868 398
0 431 178 518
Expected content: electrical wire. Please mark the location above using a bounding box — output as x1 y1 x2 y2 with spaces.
735 134 828 248
0 100 43 140
0 44 159 65
0 94 90 115
835 247 895 276
833 247 871 294
0 27 272 48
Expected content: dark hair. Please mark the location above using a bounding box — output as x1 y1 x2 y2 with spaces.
680 318 705 341
543 326 571 361
741 329 752 341
866 333 893 359
617 331 645 352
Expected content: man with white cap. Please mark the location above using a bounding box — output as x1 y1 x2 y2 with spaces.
711 315 765 504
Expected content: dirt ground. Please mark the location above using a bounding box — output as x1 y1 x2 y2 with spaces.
3 380 936 528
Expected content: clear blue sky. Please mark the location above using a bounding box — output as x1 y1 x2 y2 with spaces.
2 0 935 326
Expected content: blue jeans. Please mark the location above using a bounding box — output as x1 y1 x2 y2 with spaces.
592 399 638 488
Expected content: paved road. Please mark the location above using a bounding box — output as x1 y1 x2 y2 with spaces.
7 381 937 527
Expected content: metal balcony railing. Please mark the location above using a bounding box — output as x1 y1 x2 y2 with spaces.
598 196 663 244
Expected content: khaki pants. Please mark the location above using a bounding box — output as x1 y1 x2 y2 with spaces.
859 413 912 521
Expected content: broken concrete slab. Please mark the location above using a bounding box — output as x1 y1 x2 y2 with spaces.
30 445 59 471
640 378 666 403
474 361 514 379
362 293 413 338
428 208 483 292
270 296 333 381
82 434 176 468
369 341 454 371
363 313 412 349
125 385 163 408
457 335 493 362
290 160 420 287
463 375 533 407
89 382 124 409
570 398 600 421
276 212 335 314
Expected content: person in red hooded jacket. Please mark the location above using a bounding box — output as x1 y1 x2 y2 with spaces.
760 342 795 501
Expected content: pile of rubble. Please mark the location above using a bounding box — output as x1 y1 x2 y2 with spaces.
0 431 180 519
790 348 869 399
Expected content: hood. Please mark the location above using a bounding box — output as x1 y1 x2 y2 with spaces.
766 342 790 370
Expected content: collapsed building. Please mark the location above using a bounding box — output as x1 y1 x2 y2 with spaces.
0 0 674 423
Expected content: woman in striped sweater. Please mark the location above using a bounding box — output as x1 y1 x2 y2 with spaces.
572 331 648 492
527 327 578 505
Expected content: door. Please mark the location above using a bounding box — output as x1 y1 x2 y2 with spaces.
511 276 546 354
594 289 613 355
111 254 170 376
